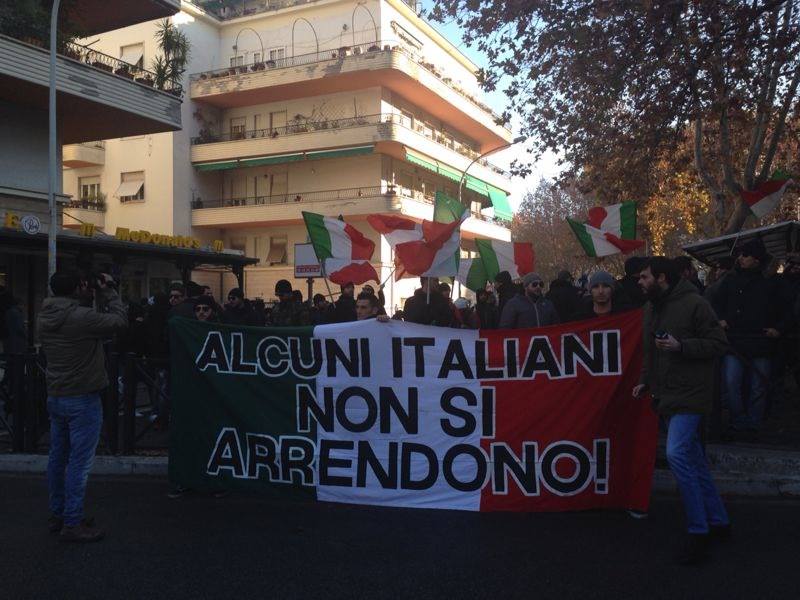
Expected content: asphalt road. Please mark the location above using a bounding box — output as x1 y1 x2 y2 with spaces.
1 474 798 600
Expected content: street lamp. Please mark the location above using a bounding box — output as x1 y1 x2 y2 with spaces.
232 27 265 65
457 135 525 207
48 0 62 294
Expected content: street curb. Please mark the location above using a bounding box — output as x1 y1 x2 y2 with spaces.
3 454 800 497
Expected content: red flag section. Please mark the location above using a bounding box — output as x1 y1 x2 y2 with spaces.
604 233 645 255
394 219 462 276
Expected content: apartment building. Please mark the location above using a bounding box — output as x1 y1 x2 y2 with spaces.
61 0 514 310
0 0 185 328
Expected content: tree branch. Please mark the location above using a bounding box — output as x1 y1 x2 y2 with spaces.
758 63 800 182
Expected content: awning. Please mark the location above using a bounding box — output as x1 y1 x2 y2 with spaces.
195 145 375 172
683 221 800 266
267 239 287 264
120 46 143 66
404 149 513 221
115 180 144 198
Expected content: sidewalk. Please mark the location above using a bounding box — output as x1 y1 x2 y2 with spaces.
3 442 800 497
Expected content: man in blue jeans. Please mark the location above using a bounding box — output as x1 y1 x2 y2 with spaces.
634 257 730 565
39 271 127 542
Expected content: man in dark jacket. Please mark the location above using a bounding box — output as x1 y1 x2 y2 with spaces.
547 270 581 322
474 288 499 329
221 287 261 326
570 271 627 321
168 281 203 320
498 272 559 329
271 280 310 327
617 256 647 307
634 257 729 565
403 277 453 327
333 282 357 323
39 271 128 543
703 256 735 306
493 271 519 317
711 239 782 438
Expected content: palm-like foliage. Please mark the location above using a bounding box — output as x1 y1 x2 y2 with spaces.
152 19 190 94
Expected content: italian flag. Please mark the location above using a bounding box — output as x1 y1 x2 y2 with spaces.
567 202 644 257
741 172 794 219
302 211 378 285
475 240 535 281
368 214 463 278
457 258 489 292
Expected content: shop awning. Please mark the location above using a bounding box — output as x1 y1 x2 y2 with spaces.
114 180 144 198
404 149 513 221
683 221 800 266
195 145 375 172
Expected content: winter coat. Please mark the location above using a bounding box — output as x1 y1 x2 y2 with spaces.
38 290 127 397
617 275 647 308
271 300 311 327
711 267 782 357
221 304 262 326
475 301 499 330
403 289 454 327
498 293 560 329
546 280 581 322
333 296 357 323
640 279 727 416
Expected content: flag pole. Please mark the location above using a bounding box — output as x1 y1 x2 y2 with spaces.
380 266 396 288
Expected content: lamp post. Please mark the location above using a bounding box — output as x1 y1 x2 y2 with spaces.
48 0 62 294
232 27 264 65
457 136 524 207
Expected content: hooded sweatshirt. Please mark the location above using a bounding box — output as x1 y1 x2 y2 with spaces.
38 289 127 396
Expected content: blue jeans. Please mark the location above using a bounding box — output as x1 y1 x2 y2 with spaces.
722 354 770 431
666 414 729 534
47 394 103 526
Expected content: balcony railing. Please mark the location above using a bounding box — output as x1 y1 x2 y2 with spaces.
59 40 183 96
191 184 504 224
192 112 510 177
200 0 417 21
67 197 107 212
79 141 106 149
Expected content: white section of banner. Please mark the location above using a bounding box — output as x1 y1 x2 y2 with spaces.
313 320 484 511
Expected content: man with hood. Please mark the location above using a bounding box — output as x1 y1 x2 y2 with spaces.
547 270 581 322
498 272 559 329
634 257 729 565
493 270 519 316
403 277 453 327
617 256 647 307
38 271 127 543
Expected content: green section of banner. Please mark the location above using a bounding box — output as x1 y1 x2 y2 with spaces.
168 318 317 498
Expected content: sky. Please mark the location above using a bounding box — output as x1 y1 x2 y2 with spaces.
418 2 562 211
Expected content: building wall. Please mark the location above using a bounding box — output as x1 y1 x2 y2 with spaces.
0 100 62 195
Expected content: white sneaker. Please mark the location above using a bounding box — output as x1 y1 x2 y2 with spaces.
627 510 649 520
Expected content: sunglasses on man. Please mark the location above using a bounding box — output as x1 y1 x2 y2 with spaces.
170 293 184 300
528 281 544 288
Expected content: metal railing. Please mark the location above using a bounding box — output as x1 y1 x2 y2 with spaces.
60 40 183 96
192 112 510 177
194 185 388 209
68 197 107 212
203 0 417 20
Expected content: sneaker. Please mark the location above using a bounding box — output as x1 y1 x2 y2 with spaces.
167 486 191 499
49 515 94 534
709 523 732 541
675 533 709 566
59 522 104 543
626 510 649 520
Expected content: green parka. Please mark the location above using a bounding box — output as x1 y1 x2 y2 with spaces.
640 279 727 415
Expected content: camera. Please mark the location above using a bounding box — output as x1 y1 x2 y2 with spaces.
89 272 118 290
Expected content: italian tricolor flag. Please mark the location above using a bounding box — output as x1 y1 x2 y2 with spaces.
567 202 644 257
741 172 794 219
475 240 535 281
457 258 489 292
368 214 463 278
302 212 378 285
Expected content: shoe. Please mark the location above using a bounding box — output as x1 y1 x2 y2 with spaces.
49 515 94 534
59 522 104 543
626 510 648 520
212 490 230 499
167 486 191 499
675 533 709 566
709 523 732 541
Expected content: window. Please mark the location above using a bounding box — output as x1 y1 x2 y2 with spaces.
267 236 287 265
117 171 144 203
229 237 246 253
252 52 261 64
230 117 247 140
230 55 244 67
80 177 101 200
270 110 287 134
399 110 414 128
120 43 144 69
268 47 285 62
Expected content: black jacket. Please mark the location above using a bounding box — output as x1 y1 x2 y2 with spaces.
221 304 262 326
546 280 581 322
334 296 357 323
712 267 782 357
475 301 499 330
569 297 631 322
403 289 453 327
617 275 647 308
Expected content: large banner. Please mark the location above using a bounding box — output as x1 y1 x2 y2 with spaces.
169 311 657 512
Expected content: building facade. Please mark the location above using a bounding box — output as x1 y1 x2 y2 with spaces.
61 0 513 310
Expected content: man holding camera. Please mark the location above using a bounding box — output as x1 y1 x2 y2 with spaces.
634 257 729 566
38 272 127 542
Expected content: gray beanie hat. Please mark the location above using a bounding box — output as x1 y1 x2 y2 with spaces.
522 272 544 287
589 271 615 289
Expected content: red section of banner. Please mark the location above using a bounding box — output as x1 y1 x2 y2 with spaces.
479 310 657 512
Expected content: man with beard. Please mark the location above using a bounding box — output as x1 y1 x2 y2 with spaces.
498 272 559 329
634 256 729 566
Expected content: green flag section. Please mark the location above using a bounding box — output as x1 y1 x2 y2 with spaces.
168 315 658 512
434 191 468 224
456 257 489 292
475 239 535 281
566 202 644 258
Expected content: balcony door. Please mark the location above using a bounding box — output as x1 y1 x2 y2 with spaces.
230 117 247 140
270 111 287 135
270 172 288 203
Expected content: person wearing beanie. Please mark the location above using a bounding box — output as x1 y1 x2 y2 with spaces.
493 270 519 316
498 272 559 329
617 256 648 308
168 281 204 321
221 287 260 326
547 268 581 322
711 239 783 440
570 271 629 321
271 279 310 327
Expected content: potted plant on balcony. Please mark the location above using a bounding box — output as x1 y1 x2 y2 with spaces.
152 19 191 93
114 63 133 78
367 44 380 52
266 59 276 68
135 73 155 86
251 62 265 71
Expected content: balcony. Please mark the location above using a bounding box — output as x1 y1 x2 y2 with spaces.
0 35 182 144
63 197 107 230
192 113 511 192
191 185 510 242
63 141 106 168
190 42 510 150
197 0 417 20
67 1 180 36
